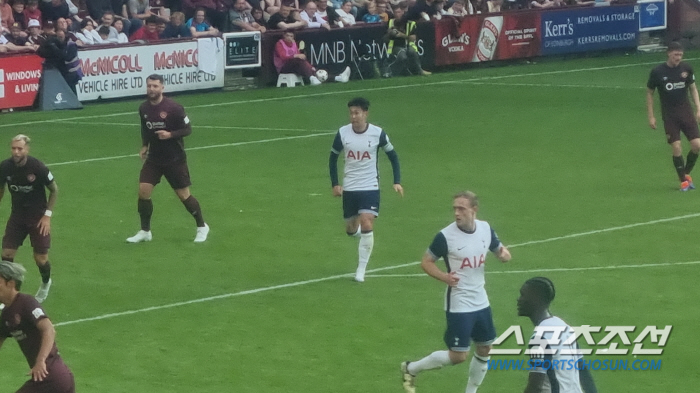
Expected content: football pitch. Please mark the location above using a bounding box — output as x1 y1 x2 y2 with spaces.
0 50 698 392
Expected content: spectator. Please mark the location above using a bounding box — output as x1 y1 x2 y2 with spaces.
97 10 121 42
86 0 112 20
251 6 264 25
128 0 153 22
11 0 25 29
111 17 129 41
187 6 219 35
183 0 227 30
361 1 381 23
263 0 280 15
130 13 160 40
376 0 389 21
486 0 501 11
1 0 14 32
40 0 74 25
160 10 190 37
335 0 354 25
42 18 53 34
315 0 339 26
266 3 306 30
383 2 429 76
352 0 367 19
434 0 446 15
300 0 330 30
447 0 471 15
273 30 323 85
405 0 435 21
1 21 33 50
37 28 82 93
75 17 103 43
279 0 298 11
229 0 265 32
25 17 43 46
150 0 171 20
57 16 82 43
97 24 112 40
23 0 39 22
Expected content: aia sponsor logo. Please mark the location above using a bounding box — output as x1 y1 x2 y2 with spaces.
347 151 371 160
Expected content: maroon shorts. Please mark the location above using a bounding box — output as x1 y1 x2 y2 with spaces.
664 112 700 144
16 357 75 393
2 212 50 254
139 159 192 190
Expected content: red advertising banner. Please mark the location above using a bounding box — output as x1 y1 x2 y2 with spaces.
434 12 541 66
434 16 479 66
0 54 43 110
497 11 540 61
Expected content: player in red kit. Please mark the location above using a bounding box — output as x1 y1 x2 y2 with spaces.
127 74 210 243
646 41 700 191
0 261 75 393
0 135 58 305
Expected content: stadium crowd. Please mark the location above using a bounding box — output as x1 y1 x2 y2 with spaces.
0 0 621 53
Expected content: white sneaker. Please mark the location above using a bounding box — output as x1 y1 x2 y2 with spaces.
126 230 152 243
194 223 210 243
354 267 365 283
335 66 351 83
310 75 322 85
35 278 52 303
0 303 5 311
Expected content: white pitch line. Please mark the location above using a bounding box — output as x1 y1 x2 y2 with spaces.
61 121 328 133
366 261 700 278
1 57 691 130
46 132 334 167
53 212 700 327
462 82 643 90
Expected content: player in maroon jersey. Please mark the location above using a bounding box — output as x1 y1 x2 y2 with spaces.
646 41 700 191
0 261 75 393
127 74 210 243
0 135 58 304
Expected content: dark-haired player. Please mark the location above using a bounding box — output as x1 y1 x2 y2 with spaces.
0 261 75 393
400 191 511 393
646 41 700 191
0 135 57 304
517 277 597 393
329 97 403 282
127 74 210 243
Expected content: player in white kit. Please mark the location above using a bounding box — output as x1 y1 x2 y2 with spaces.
401 191 511 393
517 277 598 393
329 97 403 282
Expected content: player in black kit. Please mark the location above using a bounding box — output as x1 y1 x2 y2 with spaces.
646 42 700 191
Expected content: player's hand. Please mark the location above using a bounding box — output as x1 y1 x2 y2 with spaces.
139 146 148 162
332 185 343 197
442 271 459 287
155 130 172 140
649 116 657 130
37 216 51 237
29 360 49 382
393 183 404 197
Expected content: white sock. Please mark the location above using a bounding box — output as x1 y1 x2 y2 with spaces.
465 354 490 393
357 231 374 274
353 225 362 237
408 350 452 375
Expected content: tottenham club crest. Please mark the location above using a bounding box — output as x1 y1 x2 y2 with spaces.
681 72 688 79
27 174 35 182
159 111 168 119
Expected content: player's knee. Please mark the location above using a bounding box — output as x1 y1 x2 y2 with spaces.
475 345 492 358
33 253 48 264
449 350 468 364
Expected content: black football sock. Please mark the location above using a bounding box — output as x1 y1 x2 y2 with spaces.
138 198 153 231
673 155 686 182
38 261 51 283
182 196 205 227
685 151 699 176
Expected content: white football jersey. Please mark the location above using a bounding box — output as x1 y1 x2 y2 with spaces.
428 220 502 313
330 124 394 191
529 316 584 393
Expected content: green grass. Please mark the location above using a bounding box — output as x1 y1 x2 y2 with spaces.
1 50 699 392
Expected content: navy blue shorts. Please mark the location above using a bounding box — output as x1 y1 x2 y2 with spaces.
342 190 380 219
443 307 497 352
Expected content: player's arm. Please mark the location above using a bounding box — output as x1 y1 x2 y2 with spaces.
140 111 150 160
489 227 511 262
37 172 57 236
31 318 55 382
380 132 403 196
421 233 458 286
523 371 546 393
329 132 343 197
157 108 192 140
689 82 700 122
646 88 657 129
